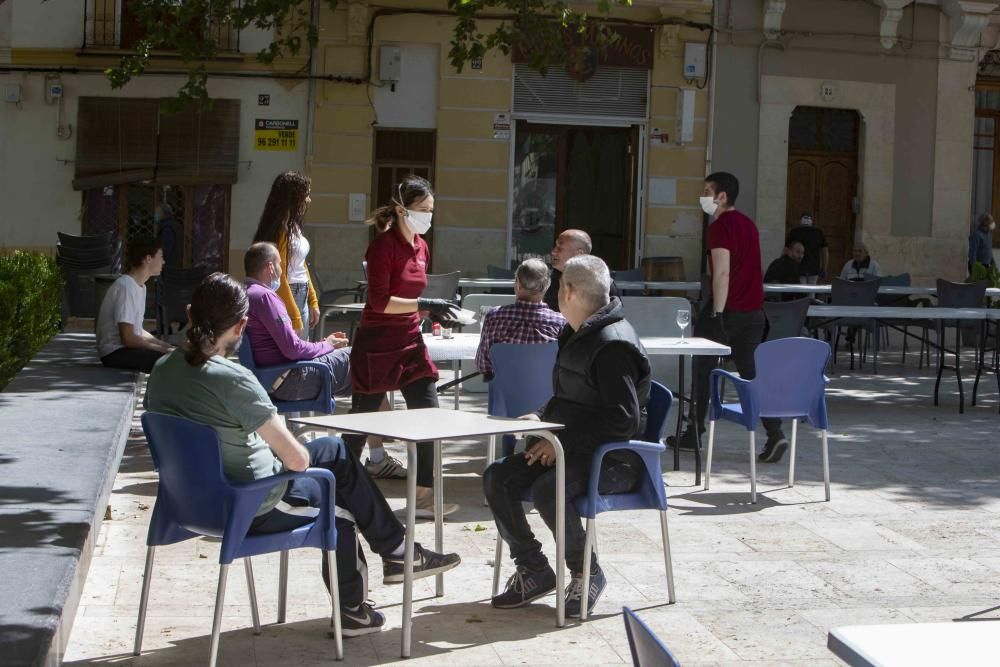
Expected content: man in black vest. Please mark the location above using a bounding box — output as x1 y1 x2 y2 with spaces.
484 254 651 618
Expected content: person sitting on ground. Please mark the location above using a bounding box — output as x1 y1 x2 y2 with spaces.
764 240 806 301
484 255 650 618
544 229 619 312
839 242 882 282
144 272 460 638
475 257 566 457
96 236 174 373
243 242 406 480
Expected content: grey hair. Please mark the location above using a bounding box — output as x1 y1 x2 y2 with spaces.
979 212 994 227
515 258 550 295
561 255 611 310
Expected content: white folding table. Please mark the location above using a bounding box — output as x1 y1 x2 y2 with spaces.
289 408 565 658
423 333 481 409
828 621 1000 666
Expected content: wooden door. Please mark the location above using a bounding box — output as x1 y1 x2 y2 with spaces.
786 107 859 275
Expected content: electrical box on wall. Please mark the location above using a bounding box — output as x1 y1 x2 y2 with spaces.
683 42 707 80
3 83 22 103
379 46 402 82
676 89 696 145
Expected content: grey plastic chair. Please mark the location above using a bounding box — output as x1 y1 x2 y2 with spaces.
935 279 987 413
486 264 514 279
421 271 461 301
828 278 880 373
612 268 645 296
763 297 811 341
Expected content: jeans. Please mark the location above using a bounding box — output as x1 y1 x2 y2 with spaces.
483 450 640 573
247 436 405 607
342 376 438 488
290 281 310 339
693 305 784 437
271 348 353 401
101 346 166 373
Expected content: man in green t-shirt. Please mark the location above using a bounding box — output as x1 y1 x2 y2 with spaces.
144 273 460 638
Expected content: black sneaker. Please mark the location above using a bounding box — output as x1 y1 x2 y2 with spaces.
382 542 461 584
491 564 557 609
758 434 789 463
335 601 386 637
565 566 607 618
666 428 701 451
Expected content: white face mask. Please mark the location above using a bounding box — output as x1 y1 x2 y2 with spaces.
699 196 718 216
404 209 433 235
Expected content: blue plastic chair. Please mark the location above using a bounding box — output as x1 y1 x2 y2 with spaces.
574 382 676 620
237 333 334 415
490 381 677 620
486 341 559 462
704 338 831 504
135 413 343 665
623 606 681 667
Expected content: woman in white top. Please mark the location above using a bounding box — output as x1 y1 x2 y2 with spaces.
252 171 319 339
840 242 882 282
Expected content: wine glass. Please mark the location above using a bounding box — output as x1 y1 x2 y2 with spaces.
676 309 691 344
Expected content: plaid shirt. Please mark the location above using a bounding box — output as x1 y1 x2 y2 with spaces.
475 300 566 379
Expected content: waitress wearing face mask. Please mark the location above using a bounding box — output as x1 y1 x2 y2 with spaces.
345 175 462 517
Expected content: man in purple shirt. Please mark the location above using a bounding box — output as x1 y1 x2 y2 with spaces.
244 242 406 479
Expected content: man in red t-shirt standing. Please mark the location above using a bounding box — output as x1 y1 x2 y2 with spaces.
669 172 788 462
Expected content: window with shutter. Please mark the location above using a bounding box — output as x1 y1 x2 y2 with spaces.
73 97 159 190
157 99 241 185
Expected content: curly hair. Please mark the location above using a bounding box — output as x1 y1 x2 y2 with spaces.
366 174 434 233
184 273 249 366
253 171 311 245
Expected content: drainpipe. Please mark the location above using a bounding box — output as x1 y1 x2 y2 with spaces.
304 0 320 173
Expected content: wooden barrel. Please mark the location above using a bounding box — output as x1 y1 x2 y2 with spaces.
641 256 686 296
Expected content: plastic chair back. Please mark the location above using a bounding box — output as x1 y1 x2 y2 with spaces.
487 264 515 279
575 382 672 518
141 413 234 545
937 278 986 308
488 342 558 418
753 337 830 428
623 607 681 667
421 271 461 301
613 268 645 296
831 277 879 306
763 297 811 341
237 334 334 415
876 273 912 307
57 231 114 249
879 273 911 287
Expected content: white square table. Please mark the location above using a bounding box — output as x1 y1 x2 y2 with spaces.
290 408 565 658
828 621 1000 666
422 332 481 409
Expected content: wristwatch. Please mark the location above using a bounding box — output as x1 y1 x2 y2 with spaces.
711 311 723 318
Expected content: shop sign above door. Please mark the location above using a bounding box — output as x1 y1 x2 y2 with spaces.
513 24 655 82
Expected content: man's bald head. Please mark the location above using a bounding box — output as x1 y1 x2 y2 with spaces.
551 229 592 271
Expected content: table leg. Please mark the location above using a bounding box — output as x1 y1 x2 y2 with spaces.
401 441 417 658
673 356 684 472
525 429 565 628
692 354 702 487
434 439 444 596
452 360 460 410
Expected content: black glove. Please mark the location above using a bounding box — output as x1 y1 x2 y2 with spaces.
710 310 728 343
417 298 461 326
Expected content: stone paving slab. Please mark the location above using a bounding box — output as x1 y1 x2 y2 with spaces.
63 353 1000 665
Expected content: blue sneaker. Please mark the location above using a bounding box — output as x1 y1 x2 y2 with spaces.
565 565 607 618
491 564 556 609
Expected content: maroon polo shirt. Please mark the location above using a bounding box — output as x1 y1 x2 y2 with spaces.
707 209 764 312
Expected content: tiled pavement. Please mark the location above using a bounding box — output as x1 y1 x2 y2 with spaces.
64 352 1000 666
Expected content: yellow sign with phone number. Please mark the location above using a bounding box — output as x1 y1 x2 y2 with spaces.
254 119 298 151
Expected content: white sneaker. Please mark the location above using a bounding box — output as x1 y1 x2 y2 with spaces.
364 455 407 479
413 487 459 520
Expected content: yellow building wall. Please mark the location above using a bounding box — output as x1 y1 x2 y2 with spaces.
309 2 712 287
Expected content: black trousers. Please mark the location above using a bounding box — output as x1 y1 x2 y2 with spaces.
693 305 783 437
483 451 639 573
248 436 405 608
342 376 437 488
101 346 166 373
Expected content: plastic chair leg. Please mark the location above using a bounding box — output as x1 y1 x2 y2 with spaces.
788 418 798 488
208 564 229 667
492 533 504 598
704 420 716 490
485 435 496 507
749 431 757 504
277 550 289 623
822 430 831 502
244 558 261 635
133 546 156 656
659 510 676 604
580 518 596 621
327 550 344 660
